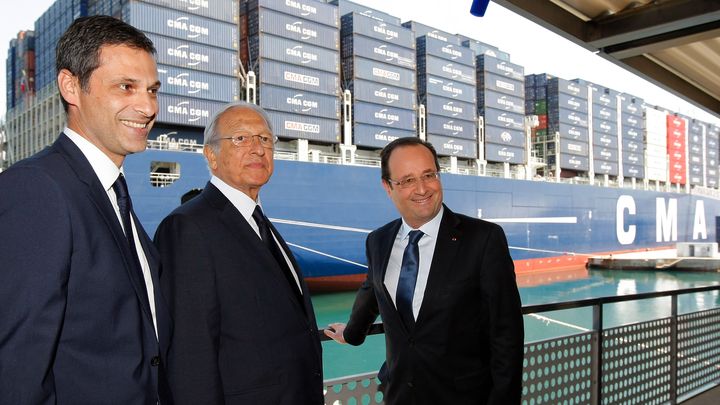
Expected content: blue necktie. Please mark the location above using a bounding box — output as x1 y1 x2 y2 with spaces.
396 230 423 328
112 174 150 310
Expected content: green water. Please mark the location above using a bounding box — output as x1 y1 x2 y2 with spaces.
311 269 720 379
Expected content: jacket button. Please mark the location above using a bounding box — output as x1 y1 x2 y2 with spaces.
151 356 160 367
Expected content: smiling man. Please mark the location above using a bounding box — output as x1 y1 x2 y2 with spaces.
154 102 323 405
0 16 171 405
325 137 525 405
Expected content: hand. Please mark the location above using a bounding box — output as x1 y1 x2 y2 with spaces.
324 323 347 344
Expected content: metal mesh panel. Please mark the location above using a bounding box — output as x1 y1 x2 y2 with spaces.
324 372 383 405
522 333 594 405
601 318 672 404
678 307 720 397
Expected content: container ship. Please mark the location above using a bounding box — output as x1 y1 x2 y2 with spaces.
5 0 720 290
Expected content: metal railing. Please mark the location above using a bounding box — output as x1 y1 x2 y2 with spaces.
320 285 720 404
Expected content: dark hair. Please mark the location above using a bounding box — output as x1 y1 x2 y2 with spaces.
56 15 156 112
380 137 440 185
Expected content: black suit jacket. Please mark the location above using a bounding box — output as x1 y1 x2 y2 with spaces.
154 182 323 405
344 206 524 405
0 134 172 404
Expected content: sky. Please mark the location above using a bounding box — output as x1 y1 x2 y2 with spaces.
1 0 719 125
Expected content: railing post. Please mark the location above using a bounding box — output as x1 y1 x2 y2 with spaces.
670 294 678 404
591 303 603 405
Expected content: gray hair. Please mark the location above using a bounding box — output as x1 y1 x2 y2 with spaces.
203 101 274 153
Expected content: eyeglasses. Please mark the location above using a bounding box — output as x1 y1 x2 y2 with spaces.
214 133 278 149
386 172 440 189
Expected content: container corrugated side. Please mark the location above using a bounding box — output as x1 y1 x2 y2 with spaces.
353 123 416 149
482 107 524 131
254 8 339 50
592 146 618 162
427 134 477 158
622 151 645 166
548 77 586 98
157 64 239 102
340 13 414 49
621 112 643 129
124 2 238 49
402 21 460 44
149 124 205 144
621 138 643 154
352 101 417 130
478 89 524 115
348 79 416 110
426 115 476 140
547 123 589 142
547 92 588 114
462 39 510 61
343 57 415 89
140 0 239 23
341 34 416 69
485 143 524 164
593 160 619 175
157 93 227 127
417 36 474 68
548 108 589 128
592 118 618 136
593 105 617 122
484 125 525 148
592 88 619 108
255 33 339 73
148 33 239 77
258 59 340 95
558 140 588 157
259 84 340 119
266 110 340 143
417 54 475 85
547 154 589 172
477 71 523 98
623 164 645 178
619 94 644 117
424 94 475 121
249 0 339 28
330 0 401 25
418 74 475 104
477 54 523 82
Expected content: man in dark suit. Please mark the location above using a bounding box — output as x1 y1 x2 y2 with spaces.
325 137 524 404
154 102 323 405
0 16 171 404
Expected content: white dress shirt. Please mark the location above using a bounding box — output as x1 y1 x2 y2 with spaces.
384 206 444 320
210 175 302 293
64 128 158 337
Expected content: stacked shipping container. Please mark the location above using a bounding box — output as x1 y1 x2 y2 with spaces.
666 114 687 184
241 0 341 143
645 107 669 183
336 0 416 148
688 119 705 186
404 20 477 158
707 125 719 188
619 94 645 179
589 84 619 176
546 77 590 172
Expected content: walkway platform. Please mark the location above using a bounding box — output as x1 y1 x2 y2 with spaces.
587 248 720 272
684 384 720 404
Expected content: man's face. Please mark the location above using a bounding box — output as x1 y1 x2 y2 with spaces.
382 145 443 229
63 44 160 166
204 107 274 201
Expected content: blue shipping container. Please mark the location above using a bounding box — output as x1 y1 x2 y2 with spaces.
141 0 239 23
484 125 525 148
254 8 339 50
621 138 642 154
479 89 524 115
259 59 340 95
477 55 524 82
157 93 227 128
259 84 340 119
353 101 417 130
424 94 475 121
594 160 619 176
417 36 474 68
547 154 589 172
349 79 416 110
157 64 239 101
342 34 416 69
477 71 523 98
402 21 460 45
592 118 618 136
353 123 416 149
249 0 339 28
266 110 341 143
341 13 415 49
344 57 415 89
548 77 587 98
418 55 475 85
482 107 524 131
330 0 401 25
147 33 240 77
124 2 238 49
547 123 589 142
427 134 477 158
257 33 339 73
485 143 525 164
623 163 645 178
592 146 618 162
426 115 476 140
419 75 475 104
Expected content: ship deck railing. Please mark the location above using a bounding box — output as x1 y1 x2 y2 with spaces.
320 285 720 404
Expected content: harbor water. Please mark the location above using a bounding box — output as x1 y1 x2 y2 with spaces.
312 268 720 379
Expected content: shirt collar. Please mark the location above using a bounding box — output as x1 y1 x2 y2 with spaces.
400 205 444 241
210 175 261 220
64 127 121 191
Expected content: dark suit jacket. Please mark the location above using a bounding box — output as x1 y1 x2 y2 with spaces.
0 133 172 405
344 206 524 405
154 182 323 405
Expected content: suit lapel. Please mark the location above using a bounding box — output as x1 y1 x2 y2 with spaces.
415 206 462 327
55 134 156 325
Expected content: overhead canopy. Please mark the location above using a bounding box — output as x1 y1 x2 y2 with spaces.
493 0 720 118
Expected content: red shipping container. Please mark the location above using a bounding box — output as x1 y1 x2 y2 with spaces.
666 115 686 131
537 114 547 129
667 135 686 152
669 169 687 184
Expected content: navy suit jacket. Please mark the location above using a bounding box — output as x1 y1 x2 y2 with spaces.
344 206 524 405
0 133 172 404
154 182 323 405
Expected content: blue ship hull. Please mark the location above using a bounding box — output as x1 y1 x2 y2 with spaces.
126 149 720 287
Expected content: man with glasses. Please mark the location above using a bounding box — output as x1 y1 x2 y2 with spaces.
154 102 323 404
325 137 524 404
